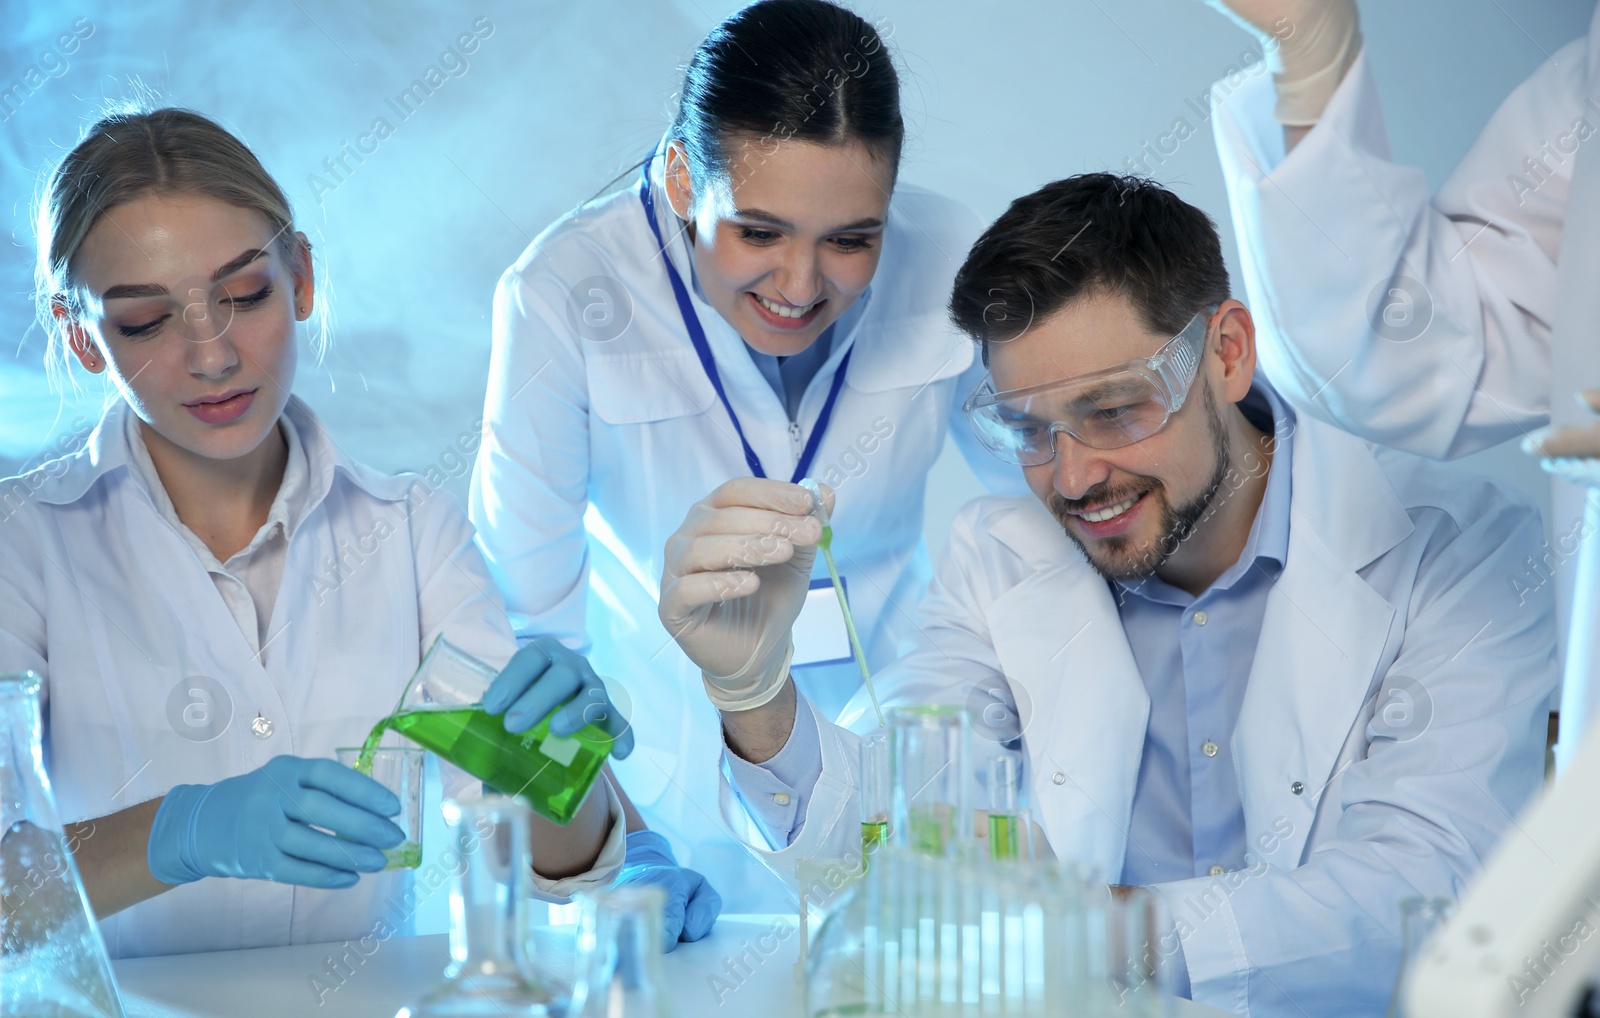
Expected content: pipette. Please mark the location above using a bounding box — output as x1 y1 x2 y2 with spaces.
800 477 885 727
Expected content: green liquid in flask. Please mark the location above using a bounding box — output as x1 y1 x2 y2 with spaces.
357 706 612 825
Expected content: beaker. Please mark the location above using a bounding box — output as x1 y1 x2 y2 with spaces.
336 747 423 869
394 795 556 1017
570 885 674 1018
1385 896 1455 1018
888 705 971 859
364 635 615 824
0 670 125 1018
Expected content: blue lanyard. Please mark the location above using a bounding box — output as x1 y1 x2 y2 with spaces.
637 163 853 483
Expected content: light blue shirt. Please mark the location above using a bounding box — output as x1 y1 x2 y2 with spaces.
1117 384 1292 886
726 385 1295 872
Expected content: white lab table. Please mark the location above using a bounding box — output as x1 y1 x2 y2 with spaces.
112 915 1232 1017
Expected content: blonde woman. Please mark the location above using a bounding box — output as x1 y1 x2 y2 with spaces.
0 107 715 958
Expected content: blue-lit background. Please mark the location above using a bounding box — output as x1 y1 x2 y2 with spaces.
2 0 1589 548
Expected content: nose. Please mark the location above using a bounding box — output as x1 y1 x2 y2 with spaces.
1049 426 1113 502
181 294 240 380
773 246 822 307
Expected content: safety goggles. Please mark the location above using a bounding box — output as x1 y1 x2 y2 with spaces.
963 309 1214 465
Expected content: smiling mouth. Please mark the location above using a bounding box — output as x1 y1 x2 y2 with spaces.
753 293 821 319
1069 492 1143 523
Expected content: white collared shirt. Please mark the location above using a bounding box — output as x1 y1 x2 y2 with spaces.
124 412 306 656
0 397 625 959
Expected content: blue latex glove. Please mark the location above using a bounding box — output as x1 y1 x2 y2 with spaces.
615 830 722 951
148 756 404 888
481 636 634 758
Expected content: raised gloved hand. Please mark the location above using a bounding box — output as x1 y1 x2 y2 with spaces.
615 830 722 951
659 478 831 712
1522 389 1600 489
482 637 635 758
1200 0 1361 124
148 756 404 888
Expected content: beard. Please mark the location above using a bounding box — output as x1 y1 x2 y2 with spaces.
1048 384 1232 584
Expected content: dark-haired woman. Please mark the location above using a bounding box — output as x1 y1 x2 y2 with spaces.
471 0 1015 910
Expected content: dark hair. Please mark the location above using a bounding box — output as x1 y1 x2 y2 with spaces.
670 0 903 187
949 174 1231 364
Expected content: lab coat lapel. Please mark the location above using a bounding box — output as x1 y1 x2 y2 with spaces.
1235 419 1407 867
1548 43 1600 731
983 501 1149 881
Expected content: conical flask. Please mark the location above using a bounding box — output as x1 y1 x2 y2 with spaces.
570 885 674 1018
1 670 126 1017
395 795 555 1017
369 635 614 825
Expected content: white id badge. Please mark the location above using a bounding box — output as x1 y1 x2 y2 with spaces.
793 576 853 668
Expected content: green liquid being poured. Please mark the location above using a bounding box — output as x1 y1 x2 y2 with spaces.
356 706 612 825
816 522 885 728
384 841 422 870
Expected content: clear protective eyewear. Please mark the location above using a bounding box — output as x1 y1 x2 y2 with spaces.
963 309 1215 465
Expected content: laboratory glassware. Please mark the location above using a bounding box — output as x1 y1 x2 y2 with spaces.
0 670 125 1018
889 705 972 859
860 732 890 855
395 795 556 1017
985 753 1032 863
336 746 424 869
570 884 674 1018
1384 896 1455 1018
359 635 614 824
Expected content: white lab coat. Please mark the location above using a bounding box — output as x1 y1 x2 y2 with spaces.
0 397 624 959
470 155 1016 912
1210 12 1600 744
719 411 1557 1016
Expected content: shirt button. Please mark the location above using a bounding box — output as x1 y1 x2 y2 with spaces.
250 715 274 739
1290 781 1305 795
1209 865 1225 876
772 792 791 806
1201 740 1219 758
1051 771 1067 785
1192 610 1208 626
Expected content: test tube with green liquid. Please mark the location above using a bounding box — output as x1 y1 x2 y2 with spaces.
799 477 884 727
985 753 1032 862
356 636 614 825
860 733 891 857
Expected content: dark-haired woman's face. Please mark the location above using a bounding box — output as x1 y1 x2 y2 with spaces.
668 137 893 357
66 192 307 465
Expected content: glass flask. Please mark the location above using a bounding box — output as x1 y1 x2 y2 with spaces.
1385 896 1455 1018
395 795 556 1017
888 706 972 859
570 885 674 1018
0 670 125 1018
360 635 615 824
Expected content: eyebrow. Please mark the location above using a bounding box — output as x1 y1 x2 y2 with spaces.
733 208 886 233
99 248 268 301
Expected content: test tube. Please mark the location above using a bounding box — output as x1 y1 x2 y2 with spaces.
889 705 971 859
985 753 1033 863
860 733 891 856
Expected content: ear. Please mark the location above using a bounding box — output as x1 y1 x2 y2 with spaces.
1211 299 1257 404
290 231 315 322
663 140 695 223
53 297 105 374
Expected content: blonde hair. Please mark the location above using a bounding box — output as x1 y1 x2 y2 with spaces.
33 104 325 390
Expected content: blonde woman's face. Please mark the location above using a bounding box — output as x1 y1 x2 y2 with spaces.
68 193 308 462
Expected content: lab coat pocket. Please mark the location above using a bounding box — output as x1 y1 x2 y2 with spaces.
585 349 718 424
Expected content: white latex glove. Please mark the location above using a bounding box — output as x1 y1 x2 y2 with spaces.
1200 0 1361 125
1523 389 1600 489
659 478 832 712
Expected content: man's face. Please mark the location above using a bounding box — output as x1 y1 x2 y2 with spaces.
986 293 1230 583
